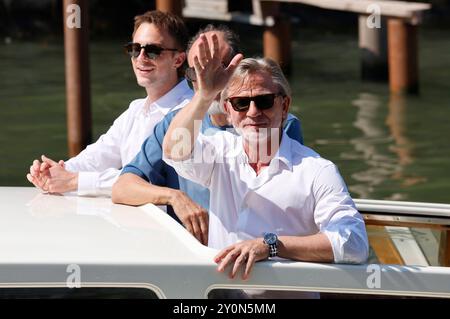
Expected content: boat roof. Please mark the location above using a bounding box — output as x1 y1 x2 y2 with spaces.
0 187 215 265
2 187 450 298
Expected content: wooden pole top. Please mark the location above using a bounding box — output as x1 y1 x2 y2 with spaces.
270 0 431 24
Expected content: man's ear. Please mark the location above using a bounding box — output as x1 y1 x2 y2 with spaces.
281 96 291 121
173 52 186 69
223 100 231 115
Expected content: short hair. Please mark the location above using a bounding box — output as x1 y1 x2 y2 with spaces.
187 24 242 64
222 57 292 100
132 10 189 52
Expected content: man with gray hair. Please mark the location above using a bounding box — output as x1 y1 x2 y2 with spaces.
113 25 303 246
163 33 368 280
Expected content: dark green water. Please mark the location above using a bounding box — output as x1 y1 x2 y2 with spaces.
1 27 449 204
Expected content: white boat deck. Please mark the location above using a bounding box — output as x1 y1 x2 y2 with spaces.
1 187 450 298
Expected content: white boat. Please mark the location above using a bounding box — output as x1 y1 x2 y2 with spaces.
0 186 449 299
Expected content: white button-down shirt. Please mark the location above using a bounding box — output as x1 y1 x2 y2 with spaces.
65 79 193 196
164 131 369 263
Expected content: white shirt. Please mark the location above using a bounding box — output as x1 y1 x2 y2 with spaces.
164 131 369 264
65 79 193 196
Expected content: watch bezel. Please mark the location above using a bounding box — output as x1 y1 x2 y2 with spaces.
263 232 278 245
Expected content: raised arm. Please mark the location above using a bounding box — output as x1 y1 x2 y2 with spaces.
163 34 242 161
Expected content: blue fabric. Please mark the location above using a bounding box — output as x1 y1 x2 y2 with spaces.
285 113 303 145
122 110 304 217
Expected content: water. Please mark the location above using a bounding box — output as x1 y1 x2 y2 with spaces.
1 27 449 205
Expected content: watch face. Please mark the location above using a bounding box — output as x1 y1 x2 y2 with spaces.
264 233 277 245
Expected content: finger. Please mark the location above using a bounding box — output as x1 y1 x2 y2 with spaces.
58 160 65 168
198 39 208 68
49 163 63 174
30 164 38 177
217 249 239 273
40 179 48 189
41 155 57 165
26 173 39 188
231 253 248 279
29 166 45 187
190 216 203 243
212 34 222 68
46 181 53 193
199 213 209 245
194 56 203 73
225 53 244 73
212 33 220 64
214 246 234 264
40 161 51 172
243 253 257 280
28 174 46 191
202 33 213 62
193 55 203 78
31 160 41 176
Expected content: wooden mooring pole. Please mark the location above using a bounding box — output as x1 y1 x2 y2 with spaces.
262 2 292 75
156 0 182 16
358 15 388 82
63 0 92 157
439 230 450 267
387 19 419 94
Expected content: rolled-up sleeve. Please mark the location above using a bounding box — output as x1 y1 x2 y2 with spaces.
312 164 369 264
65 110 127 196
121 136 167 186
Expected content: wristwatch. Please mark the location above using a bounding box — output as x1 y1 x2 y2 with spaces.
263 232 278 258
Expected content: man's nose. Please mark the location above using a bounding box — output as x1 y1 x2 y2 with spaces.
246 101 261 117
136 48 148 60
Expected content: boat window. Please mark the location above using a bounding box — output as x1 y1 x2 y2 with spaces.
0 287 159 299
367 225 446 266
207 288 437 299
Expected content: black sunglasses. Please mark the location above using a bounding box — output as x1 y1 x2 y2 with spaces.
124 42 179 59
227 93 283 112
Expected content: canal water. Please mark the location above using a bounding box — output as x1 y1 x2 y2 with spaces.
0 26 449 205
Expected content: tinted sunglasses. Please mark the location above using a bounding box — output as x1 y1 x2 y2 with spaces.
227 93 283 112
124 42 179 59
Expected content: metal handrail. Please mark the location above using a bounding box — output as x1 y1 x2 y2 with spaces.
355 199 450 228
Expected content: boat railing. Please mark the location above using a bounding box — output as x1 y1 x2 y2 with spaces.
355 198 450 228
355 199 450 267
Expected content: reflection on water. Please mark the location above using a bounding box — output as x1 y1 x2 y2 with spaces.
387 95 427 188
386 94 413 167
340 92 428 200
347 92 402 199
347 93 427 200
1 29 449 204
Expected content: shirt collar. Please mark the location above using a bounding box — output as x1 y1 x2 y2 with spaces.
238 131 293 171
147 79 193 115
272 131 293 171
